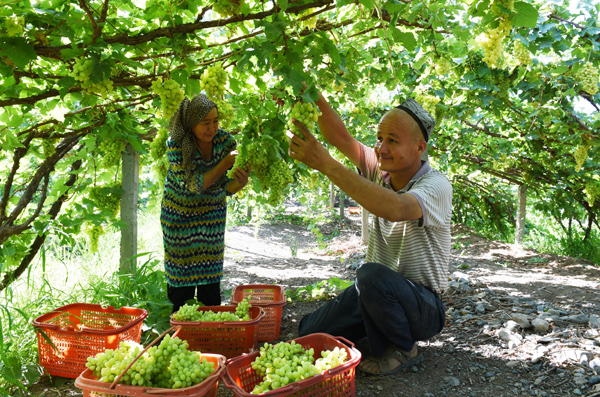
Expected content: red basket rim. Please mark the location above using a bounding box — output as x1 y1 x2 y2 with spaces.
230 285 287 307
220 333 361 397
170 305 265 326
31 303 148 335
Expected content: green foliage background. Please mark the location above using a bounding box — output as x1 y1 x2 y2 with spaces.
0 0 599 286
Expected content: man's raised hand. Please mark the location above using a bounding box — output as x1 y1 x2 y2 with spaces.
286 119 334 173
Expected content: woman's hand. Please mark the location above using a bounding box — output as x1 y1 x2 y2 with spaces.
230 164 251 188
220 150 238 169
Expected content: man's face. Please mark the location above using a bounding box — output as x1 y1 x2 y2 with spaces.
374 110 425 173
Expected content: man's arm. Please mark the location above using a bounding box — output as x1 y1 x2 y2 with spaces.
314 91 363 171
288 121 422 222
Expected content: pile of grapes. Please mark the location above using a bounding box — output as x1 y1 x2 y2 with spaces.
86 335 215 389
573 142 590 172
172 298 252 322
512 40 532 66
249 341 348 393
227 124 294 206
70 57 114 98
287 101 322 139
88 181 122 219
98 138 127 168
151 77 185 121
200 63 228 99
575 62 599 95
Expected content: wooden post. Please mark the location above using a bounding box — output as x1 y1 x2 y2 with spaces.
120 143 139 275
339 191 345 219
330 182 335 210
515 184 527 245
362 207 369 245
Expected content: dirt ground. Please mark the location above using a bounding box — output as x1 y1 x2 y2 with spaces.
25 211 600 397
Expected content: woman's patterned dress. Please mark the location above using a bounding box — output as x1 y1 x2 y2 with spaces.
160 129 236 287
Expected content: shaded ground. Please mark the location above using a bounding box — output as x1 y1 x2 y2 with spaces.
26 212 600 397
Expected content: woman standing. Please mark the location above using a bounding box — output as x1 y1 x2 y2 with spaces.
161 94 250 312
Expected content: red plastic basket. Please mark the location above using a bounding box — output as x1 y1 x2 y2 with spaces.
74 327 226 397
170 306 265 359
230 284 286 342
221 333 361 397
32 303 147 379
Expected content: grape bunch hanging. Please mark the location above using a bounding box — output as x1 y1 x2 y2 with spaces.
151 77 185 120
70 57 114 98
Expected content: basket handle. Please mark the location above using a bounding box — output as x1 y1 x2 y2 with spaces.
108 326 182 390
334 336 355 348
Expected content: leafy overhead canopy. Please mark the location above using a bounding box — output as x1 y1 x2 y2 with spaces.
0 0 599 285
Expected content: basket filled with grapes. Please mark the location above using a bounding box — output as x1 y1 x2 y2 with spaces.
32 303 148 379
230 284 286 342
75 326 226 397
221 333 361 396
170 299 265 359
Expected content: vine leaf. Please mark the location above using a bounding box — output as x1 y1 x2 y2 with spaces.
0 38 37 70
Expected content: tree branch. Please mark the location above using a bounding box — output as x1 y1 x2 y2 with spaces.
0 133 35 223
0 158 83 292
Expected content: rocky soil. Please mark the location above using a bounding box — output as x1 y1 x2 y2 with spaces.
26 210 600 397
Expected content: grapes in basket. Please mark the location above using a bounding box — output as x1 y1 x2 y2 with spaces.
250 340 348 393
172 297 252 321
85 334 214 389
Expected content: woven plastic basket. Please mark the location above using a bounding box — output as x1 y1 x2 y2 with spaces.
221 333 361 397
74 327 226 397
170 305 265 359
230 284 286 342
32 303 147 378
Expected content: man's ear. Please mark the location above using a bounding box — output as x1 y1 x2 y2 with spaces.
418 140 427 154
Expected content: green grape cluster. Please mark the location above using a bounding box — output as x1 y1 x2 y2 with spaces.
98 139 127 168
212 0 244 17
287 102 322 138
70 57 114 98
151 77 185 121
41 138 57 157
214 98 234 130
86 224 105 253
573 144 589 172
435 58 452 75
476 19 512 69
150 128 169 161
172 298 252 322
584 181 599 207
575 62 599 95
200 64 227 99
227 138 293 206
5 16 24 37
86 335 215 389
249 341 348 394
512 41 532 66
88 182 122 219
414 93 440 119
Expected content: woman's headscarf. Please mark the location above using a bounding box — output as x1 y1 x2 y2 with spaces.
168 94 217 187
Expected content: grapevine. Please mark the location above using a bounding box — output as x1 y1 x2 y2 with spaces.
172 298 252 322
86 224 105 253
98 139 127 168
150 128 169 161
249 341 348 393
88 181 122 219
86 335 215 389
227 128 294 206
70 57 114 98
5 16 24 37
214 98 234 130
151 77 185 121
573 143 589 172
287 101 322 139
512 40 532 66
575 62 599 95
200 63 228 99
414 92 440 119
435 58 452 76
212 0 244 17
584 181 599 207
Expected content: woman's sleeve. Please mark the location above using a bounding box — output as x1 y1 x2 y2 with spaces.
217 131 237 194
166 138 204 193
